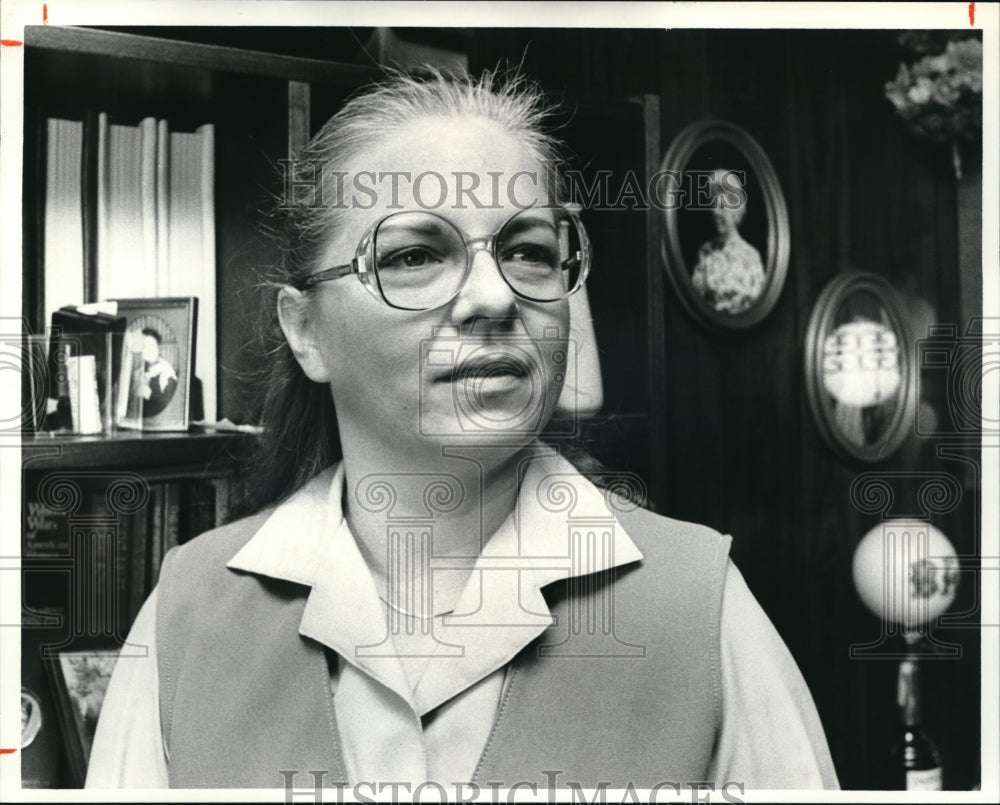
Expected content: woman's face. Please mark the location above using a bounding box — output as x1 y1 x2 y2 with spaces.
142 335 160 364
711 204 743 237
292 115 570 458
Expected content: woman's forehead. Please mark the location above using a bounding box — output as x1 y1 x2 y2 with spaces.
343 117 547 206
329 116 550 231
362 116 539 176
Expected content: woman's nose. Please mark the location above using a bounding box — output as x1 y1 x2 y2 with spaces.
449 247 518 321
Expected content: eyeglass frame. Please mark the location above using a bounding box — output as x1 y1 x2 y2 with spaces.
295 204 593 311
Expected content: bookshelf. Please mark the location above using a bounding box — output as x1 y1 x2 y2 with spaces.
20 431 256 787
23 25 380 424
19 26 376 788
21 429 254 472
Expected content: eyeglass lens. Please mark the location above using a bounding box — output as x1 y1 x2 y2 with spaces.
372 209 583 309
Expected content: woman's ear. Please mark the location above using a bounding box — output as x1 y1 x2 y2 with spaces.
277 286 331 383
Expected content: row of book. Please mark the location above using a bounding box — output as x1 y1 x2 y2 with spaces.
23 473 232 634
44 114 217 421
21 472 235 786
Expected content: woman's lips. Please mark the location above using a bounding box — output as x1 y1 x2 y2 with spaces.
437 352 534 383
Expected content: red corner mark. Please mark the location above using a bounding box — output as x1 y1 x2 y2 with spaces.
43 3 49 24
969 2 975 26
1 39 25 47
0 748 17 754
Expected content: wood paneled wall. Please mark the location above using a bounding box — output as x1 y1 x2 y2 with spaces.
472 28 981 790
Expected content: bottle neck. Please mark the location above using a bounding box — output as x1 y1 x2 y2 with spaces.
897 658 924 727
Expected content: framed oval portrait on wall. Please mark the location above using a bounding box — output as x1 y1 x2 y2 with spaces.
804 272 915 463
660 119 790 331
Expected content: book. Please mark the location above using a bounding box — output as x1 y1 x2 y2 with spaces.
182 479 217 544
49 305 126 433
23 473 72 558
86 486 135 642
43 118 85 329
78 500 115 643
81 111 101 303
214 476 232 527
147 485 164 588
128 499 150 627
64 355 100 435
22 472 76 634
140 117 159 292
156 118 170 296
96 115 158 300
167 124 217 422
162 482 181 556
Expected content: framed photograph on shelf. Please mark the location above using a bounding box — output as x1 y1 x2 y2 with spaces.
44 648 121 787
660 119 790 332
111 297 197 431
803 272 915 463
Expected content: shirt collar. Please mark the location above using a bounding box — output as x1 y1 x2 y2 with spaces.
226 449 644 712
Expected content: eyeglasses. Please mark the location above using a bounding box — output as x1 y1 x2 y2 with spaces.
297 206 592 311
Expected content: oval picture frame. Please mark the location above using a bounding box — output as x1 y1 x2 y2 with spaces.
660 120 790 331
804 272 915 463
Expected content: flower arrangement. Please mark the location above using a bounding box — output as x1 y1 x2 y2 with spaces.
884 32 982 177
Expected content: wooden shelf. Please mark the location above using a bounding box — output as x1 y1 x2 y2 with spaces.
24 25 381 87
20 429 255 472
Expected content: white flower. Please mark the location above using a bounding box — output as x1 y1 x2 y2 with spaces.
908 77 933 105
932 78 961 106
947 38 983 74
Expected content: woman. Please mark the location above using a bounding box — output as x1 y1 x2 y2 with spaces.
87 70 838 793
691 169 766 315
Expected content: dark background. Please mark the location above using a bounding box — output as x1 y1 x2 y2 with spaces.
24 25 984 790
476 28 983 791
468 28 982 791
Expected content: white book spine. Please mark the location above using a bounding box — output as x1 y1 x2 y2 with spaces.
198 123 217 422
156 118 171 296
44 118 85 327
66 354 101 435
140 117 159 296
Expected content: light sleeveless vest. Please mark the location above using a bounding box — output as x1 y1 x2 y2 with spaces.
156 504 731 789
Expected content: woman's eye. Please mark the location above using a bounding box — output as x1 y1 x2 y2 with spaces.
503 243 556 268
380 247 442 270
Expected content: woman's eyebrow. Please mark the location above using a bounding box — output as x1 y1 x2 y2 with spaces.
381 219 448 237
500 216 557 237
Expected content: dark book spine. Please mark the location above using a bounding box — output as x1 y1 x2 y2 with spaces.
21 471 70 631
214 476 232 527
85 487 121 642
114 505 131 642
163 482 181 555
147 484 164 588
128 499 150 626
23 472 71 558
81 110 100 304
181 479 215 544
24 105 46 332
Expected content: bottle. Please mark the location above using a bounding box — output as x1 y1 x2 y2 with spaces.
889 657 943 790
